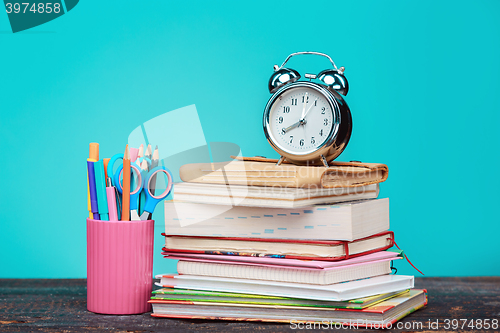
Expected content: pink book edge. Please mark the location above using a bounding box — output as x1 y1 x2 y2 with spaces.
163 251 400 269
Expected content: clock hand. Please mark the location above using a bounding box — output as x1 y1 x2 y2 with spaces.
300 92 308 119
301 99 318 120
284 120 302 133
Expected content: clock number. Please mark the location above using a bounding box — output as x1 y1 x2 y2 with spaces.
302 95 309 103
299 139 304 146
311 137 315 144
321 107 326 114
281 128 286 135
324 118 329 126
320 129 323 136
314 100 317 106
278 116 283 123
289 136 293 143
291 98 297 106
283 106 290 113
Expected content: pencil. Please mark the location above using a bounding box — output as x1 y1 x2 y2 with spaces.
145 144 152 160
121 145 131 221
137 144 144 160
103 158 111 180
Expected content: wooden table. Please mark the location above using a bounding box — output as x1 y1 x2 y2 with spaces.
1 277 499 332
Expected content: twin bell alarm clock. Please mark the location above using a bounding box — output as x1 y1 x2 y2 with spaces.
263 51 352 167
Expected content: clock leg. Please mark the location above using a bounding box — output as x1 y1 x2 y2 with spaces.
276 156 286 166
320 155 329 167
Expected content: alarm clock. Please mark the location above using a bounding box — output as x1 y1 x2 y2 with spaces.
263 51 352 167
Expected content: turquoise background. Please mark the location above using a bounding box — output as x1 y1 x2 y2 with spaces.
1 1 499 278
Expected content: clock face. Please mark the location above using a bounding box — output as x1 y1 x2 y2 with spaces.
268 86 335 155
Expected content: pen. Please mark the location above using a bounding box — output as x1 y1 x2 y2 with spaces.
121 145 131 221
94 159 109 221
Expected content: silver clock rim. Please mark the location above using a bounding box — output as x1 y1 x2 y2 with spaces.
263 81 340 159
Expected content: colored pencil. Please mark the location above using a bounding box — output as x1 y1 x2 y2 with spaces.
103 158 111 180
145 144 152 160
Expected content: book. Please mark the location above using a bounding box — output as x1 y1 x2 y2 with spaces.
151 288 409 310
179 157 388 188
164 198 389 241
150 289 427 327
172 182 379 208
155 274 414 302
162 231 394 260
175 256 401 285
163 250 400 268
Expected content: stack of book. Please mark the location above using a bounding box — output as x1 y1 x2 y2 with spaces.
150 159 426 328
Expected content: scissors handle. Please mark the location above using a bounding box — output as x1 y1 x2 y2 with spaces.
141 166 173 216
114 163 143 211
107 154 124 187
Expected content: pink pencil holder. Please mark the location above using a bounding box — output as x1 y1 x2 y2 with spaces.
87 218 154 314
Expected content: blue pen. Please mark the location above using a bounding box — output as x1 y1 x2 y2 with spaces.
94 159 109 221
87 160 100 220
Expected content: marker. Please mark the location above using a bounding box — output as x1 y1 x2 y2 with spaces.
87 173 92 219
94 160 109 221
121 145 131 221
106 178 118 221
87 143 99 219
87 161 99 220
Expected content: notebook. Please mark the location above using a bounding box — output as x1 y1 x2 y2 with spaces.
162 231 394 260
179 158 388 188
150 289 427 327
164 198 389 241
151 288 409 310
176 257 400 285
155 274 414 302
172 182 379 208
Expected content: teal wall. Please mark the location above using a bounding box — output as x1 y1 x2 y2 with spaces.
1 1 499 278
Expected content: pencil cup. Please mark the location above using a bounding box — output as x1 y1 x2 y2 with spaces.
87 218 154 314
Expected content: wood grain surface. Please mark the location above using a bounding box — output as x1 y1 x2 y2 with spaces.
1 277 499 332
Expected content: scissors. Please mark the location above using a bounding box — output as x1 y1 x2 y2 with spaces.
113 163 173 221
107 153 151 186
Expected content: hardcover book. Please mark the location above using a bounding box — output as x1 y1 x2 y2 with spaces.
164 198 389 241
162 231 395 260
